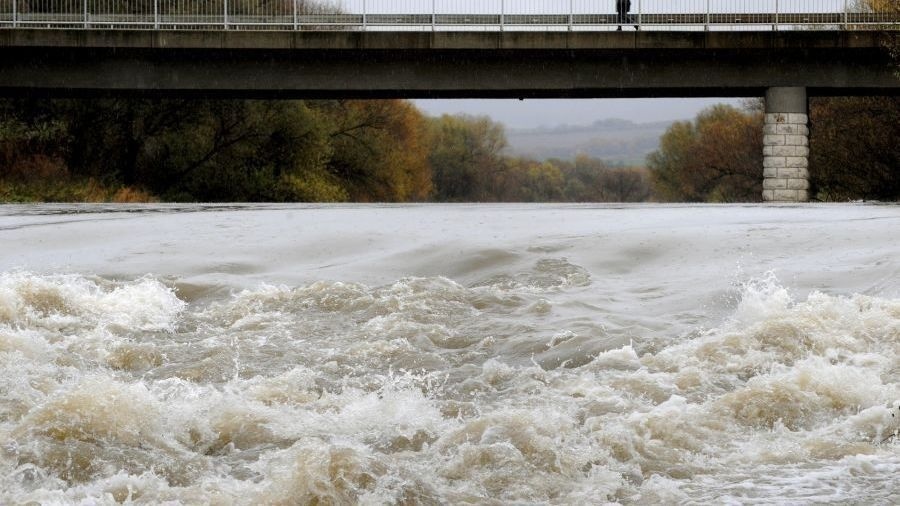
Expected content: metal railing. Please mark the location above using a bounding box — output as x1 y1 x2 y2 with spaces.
0 0 897 31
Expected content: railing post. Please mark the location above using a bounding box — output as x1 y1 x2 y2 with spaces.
774 0 779 31
568 0 573 32
154 0 159 30
292 0 297 31
12 0 16 28
362 0 367 31
432 0 435 31
224 0 228 29
500 0 504 32
83 0 88 29
637 0 641 29
843 0 848 29
705 0 710 31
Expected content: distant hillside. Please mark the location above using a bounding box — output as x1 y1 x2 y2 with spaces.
505 118 674 166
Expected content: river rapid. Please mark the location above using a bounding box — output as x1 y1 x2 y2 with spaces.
0 203 898 505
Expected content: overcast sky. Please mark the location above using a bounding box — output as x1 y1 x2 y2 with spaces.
413 98 745 129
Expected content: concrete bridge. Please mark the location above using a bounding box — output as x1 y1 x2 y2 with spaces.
1 2 898 202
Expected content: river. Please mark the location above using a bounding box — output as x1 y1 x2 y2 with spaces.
1 203 898 504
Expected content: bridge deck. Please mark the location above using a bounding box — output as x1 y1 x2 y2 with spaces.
1 29 897 99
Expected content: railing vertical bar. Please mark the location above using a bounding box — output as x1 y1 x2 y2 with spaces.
362 0 367 31
432 0 435 31
705 0 709 31
500 0 504 32
774 0 779 31
843 0 848 29
224 0 228 29
637 0 641 29
12 0 17 28
568 0 573 31
84 0 88 28
292 0 297 31
154 0 159 30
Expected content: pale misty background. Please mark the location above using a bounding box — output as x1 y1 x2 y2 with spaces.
415 98 744 164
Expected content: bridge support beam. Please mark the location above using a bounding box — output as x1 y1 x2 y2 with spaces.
763 87 810 202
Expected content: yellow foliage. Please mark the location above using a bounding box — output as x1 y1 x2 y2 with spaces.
111 186 157 203
864 0 899 13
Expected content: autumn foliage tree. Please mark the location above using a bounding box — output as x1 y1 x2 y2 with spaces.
59 99 343 201
427 114 508 202
0 98 434 202
648 104 763 202
559 155 652 202
494 158 566 201
648 96 900 202
320 100 431 202
0 99 67 182
5 99 656 204
809 97 900 200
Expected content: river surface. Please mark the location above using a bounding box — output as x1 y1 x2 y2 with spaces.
0 203 898 505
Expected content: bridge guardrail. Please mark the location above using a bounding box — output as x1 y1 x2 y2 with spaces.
0 0 897 31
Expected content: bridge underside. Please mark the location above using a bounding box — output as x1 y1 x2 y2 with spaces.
0 30 897 99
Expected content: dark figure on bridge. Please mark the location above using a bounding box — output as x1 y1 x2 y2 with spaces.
616 0 638 31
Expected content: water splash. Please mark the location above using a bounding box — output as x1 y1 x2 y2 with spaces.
0 266 897 503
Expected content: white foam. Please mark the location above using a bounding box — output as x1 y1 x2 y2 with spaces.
2 205 899 503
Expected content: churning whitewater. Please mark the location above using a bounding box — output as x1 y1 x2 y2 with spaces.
0 204 898 504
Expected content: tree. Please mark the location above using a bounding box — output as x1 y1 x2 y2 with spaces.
0 97 444 202
427 114 508 202
809 97 900 200
496 157 566 201
596 167 653 202
560 155 607 202
61 99 203 186
648 104 763 202
154 100 341 201
317 100 432 202
0 99 68 181
56 99 343 201
554 155 652 202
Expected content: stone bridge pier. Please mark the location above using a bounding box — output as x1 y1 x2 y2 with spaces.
763 87 810 202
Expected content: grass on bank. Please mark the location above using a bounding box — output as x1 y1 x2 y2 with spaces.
0 178 156 203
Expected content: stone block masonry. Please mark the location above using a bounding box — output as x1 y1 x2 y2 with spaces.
763 88 809 202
